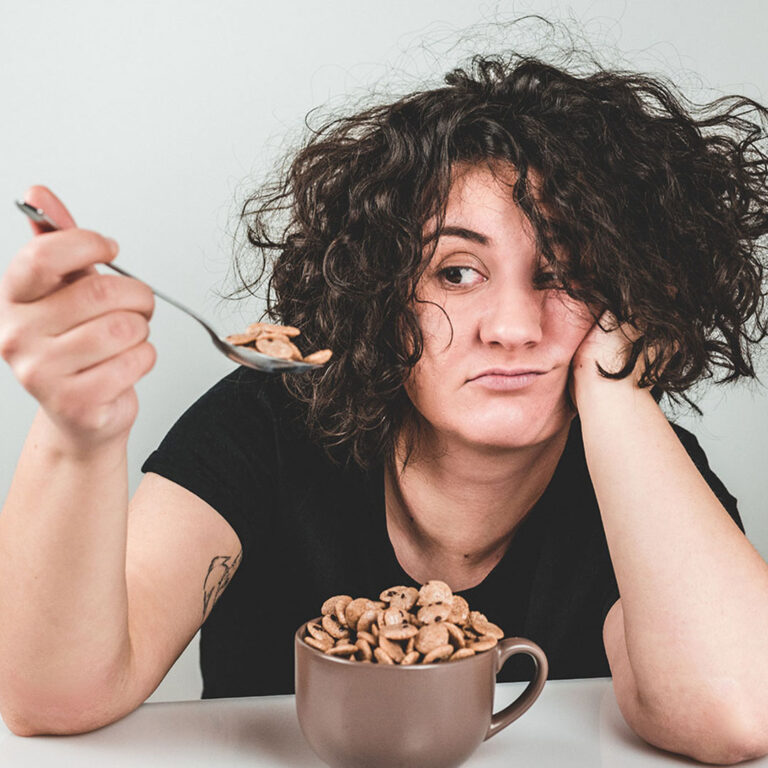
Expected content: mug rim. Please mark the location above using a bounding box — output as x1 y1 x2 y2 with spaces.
295 619 494 670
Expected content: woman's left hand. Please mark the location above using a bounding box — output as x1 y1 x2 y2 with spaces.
569 310 645 408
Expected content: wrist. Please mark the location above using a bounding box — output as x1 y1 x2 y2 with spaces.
29 408 130 468
573 375 653 420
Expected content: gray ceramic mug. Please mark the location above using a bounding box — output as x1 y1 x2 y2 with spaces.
295 621 548 768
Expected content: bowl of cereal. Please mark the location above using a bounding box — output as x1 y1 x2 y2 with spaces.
294 580 548 768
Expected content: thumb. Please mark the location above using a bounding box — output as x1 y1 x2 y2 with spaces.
21 185 77 234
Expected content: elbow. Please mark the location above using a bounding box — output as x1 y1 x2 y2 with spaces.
2 705 100 737
632 684 768 765
685 729 768 766
717 723 768 766
0 652 138 735
1 707 41 737
0 691 133 736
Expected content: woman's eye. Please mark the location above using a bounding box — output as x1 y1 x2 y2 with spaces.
437 266 485 287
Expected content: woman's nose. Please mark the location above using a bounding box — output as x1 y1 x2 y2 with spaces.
477 284 544 349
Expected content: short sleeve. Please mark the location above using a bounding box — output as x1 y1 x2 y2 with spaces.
600 423 744 624
140 367 279 556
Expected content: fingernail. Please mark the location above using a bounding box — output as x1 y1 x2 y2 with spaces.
106 237 119 256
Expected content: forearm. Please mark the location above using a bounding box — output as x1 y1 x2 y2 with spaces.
578 385 768 730
0 408 133 729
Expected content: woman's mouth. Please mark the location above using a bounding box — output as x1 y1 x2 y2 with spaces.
468 371 544 391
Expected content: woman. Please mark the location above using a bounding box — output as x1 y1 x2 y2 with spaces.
1 52 768 763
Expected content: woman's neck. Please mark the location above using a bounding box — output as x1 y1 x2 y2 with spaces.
384 418 572 591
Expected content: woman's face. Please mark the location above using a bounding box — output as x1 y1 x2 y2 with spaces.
404 163 596 451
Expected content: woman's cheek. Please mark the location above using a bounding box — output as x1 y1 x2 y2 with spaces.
418 302 457 354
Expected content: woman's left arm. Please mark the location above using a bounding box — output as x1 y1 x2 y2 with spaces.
572 314 768 765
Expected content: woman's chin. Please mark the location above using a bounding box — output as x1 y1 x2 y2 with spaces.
449 405 573 450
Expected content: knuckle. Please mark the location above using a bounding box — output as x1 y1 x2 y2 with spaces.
141 285 156 317
80 229 111 253
84 274 115 306
138 340 157 373
107 312 146 342
22 242 50 284
0 323 23 362
113 341 155 389
14 358 43 393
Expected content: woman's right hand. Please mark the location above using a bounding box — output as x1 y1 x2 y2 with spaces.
0 186 157 455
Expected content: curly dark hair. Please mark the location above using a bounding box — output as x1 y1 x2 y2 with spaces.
230 50 768 470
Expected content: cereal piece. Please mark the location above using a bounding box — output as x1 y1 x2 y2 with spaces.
417 580 453 606
405 635 415 654
302 349 333 365
306 622 334 645
448 595 470 626
357 630 377 646
344 598 376 630
449 648 476 661
444 622 466 649
401 650 421 665
321 614 349 640
355 607 379 633
422 644 454 664
469 611 504 639
417 601 452 624
380 607 408 628
327 643 358 656
380 622 418 641
255 335 302 360
225 332 261 346
305 636 333 652
379 586 419 611
355 638 373 662
469 636 498 652
321 595 352 615
371 622 379 638
415 623 449 654
378 635 405 663
334 596 353 626
246 322 301 337
374 647 394 665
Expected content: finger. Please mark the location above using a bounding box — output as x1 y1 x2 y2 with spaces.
58 340 157 414
45 310 151 377
4 229 118 303
21 185 77 234
21 273 155 338
14 186 101 298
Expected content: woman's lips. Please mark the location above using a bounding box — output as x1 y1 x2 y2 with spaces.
468 372 543 391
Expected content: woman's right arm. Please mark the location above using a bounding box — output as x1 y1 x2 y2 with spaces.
0 187 241 735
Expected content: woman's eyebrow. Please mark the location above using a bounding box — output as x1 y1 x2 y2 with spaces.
422 226 491 246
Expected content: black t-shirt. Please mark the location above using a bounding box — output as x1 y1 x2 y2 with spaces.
140 366 745 699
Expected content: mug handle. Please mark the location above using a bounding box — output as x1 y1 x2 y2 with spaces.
484 636 549 741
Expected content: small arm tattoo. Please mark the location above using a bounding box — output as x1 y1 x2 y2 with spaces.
202 550 243 621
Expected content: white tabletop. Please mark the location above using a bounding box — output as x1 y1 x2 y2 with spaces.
1 677 765 767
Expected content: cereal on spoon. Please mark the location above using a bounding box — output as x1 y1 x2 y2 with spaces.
303 580 505 664
226 321 332 365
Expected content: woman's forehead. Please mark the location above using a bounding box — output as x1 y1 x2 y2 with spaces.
422 162 538 243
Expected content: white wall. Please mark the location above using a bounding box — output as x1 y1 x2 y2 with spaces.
1 0 766 703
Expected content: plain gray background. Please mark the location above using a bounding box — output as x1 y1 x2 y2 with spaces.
1 0 767 703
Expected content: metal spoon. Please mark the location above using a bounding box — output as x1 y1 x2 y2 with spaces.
15 200 322 373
